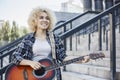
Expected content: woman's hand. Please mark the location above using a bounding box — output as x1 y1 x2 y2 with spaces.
82 56 90 63
29 61 42 70
20 59 42 70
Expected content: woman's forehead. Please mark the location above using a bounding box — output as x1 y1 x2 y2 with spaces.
38 11 49 17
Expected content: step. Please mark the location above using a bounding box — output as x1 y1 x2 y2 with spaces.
87 58 120 69
65 63 120 80
62 71 108 80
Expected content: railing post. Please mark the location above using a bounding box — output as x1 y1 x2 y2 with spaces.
109 11 116 80
106 30 108 50
114 0 120 4
94 0 103 12
70 23 72 51
75 35 77 51
119 25 120 33
83 0 92 12
0 76 1 80
88 34 91 50
0 53 3 80
63 25 67 71
119 16 120 33
105 0 114 9
98 19 102 50
0 53 1 80
103 26 105 42
0 53 1 68
63 26 67 51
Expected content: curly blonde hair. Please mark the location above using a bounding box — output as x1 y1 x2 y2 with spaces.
28 7 57 32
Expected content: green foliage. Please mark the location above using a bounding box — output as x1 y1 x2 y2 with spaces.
1 20 11 41
0 29 2 41
19 26 29 37
0 20 29 45
10 21 20 41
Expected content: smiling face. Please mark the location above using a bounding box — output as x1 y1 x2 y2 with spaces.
37 12 50 31
28 7 56 32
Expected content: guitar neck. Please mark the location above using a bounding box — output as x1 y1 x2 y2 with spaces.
45 56 84 71
45 52 105 71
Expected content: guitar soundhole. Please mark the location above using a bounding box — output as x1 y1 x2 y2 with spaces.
33 67 46 78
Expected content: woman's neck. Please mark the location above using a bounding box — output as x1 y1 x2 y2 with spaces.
35 29 47 40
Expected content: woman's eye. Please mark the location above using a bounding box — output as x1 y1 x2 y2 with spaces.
46 17 50 20
39 16 44 19
39 16 49 20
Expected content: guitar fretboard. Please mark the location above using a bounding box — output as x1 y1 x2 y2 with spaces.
45 56 84 71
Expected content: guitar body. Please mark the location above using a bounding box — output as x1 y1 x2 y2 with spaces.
5 58 55 80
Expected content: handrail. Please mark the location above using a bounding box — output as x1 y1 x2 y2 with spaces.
59 2 120 80
60 2 120 39
53 11 99 31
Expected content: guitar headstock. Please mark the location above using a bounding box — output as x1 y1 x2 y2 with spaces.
89 52 105 60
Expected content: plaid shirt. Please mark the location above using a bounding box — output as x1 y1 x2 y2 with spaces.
11 32 67 80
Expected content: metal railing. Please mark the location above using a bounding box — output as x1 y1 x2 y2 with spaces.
59 2 120 80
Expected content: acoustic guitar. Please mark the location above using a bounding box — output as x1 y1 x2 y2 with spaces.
5 52 105 80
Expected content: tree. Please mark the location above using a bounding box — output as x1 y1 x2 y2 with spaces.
19 26 29 37
0 20 29 47
0 29 2 41
1 21 11 41
0 21 11 46
10 21 20 41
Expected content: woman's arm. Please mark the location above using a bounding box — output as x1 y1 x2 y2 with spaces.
19 59 42 70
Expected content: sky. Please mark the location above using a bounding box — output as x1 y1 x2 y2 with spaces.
0 0 83 27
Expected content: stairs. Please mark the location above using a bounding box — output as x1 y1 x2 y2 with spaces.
62 72 108 80
62 28 120 80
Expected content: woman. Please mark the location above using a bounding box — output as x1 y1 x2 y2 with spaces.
11 7 90 80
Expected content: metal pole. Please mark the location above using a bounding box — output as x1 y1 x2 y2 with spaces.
103 26 106 43
63 25 66 71
94 0 103 12
106 30 108 50
98 19 102 50
109 11 116 80
88 34 91 50
119 16 120 33
105 0 114 9
83 0 92 12
70 23 72 51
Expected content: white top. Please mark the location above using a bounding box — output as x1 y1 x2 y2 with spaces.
32 37 51 61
